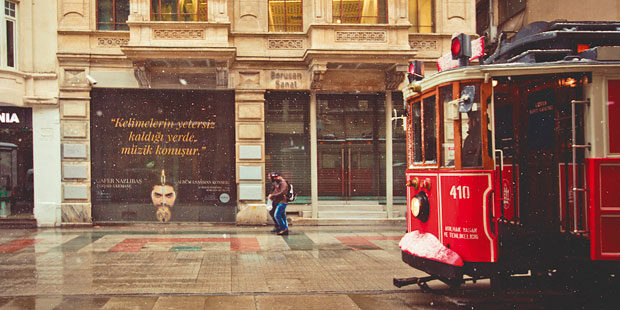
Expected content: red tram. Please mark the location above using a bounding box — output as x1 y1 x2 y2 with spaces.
395 21 620 289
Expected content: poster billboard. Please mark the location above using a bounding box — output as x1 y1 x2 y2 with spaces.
90 89 236 222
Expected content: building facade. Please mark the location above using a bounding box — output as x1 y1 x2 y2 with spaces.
476 0 620 48
1 0 477 226
0 0 59 226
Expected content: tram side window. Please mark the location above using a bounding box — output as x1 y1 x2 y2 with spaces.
462 111 482 167
439 85 454 167
460 83 482 167
411 100 422 163
423 95 437 163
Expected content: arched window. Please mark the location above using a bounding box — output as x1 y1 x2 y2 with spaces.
97 0 130 30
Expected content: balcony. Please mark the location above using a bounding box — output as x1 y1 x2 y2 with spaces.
120 0 234 88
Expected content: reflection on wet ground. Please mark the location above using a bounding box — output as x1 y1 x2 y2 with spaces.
0 225 617 309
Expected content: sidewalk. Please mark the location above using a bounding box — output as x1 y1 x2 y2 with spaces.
0 224 435 309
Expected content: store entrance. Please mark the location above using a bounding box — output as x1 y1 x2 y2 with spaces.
317 95 384 201
0 106 33 219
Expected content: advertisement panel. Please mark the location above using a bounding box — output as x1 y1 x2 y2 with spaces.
91 89 236 222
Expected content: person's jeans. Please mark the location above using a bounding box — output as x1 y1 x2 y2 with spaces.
269 202 279 230
274 203 288 230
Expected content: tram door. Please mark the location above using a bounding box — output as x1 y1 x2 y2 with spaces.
317 95 382 201
522 88 558 229
518 85 584 230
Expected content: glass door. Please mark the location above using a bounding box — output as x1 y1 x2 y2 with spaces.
317 95 383 201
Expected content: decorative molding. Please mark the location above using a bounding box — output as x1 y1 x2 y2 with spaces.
238 71 260 88
409 40 438 51
63 69 86 87
153 29 204 40
385 71 405 90
268 39 303 49
311 69 325 89
335 31 386 42
97 37 129 47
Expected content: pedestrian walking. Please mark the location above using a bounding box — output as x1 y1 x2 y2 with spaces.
267 172 289 235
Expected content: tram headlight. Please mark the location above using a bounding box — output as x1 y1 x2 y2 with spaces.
410 191 430 223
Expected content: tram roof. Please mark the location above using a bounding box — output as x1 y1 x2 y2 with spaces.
409 51 620 93
406 21 620 94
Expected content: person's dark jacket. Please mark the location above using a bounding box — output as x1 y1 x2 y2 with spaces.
270 179 289 204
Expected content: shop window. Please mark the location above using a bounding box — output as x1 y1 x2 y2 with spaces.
2 0 16 68
97 0 130 30
265 93 310 203
332 0 387 24
0 106 33 216
268 0 302 32
409 0 434 33
151 0 208 21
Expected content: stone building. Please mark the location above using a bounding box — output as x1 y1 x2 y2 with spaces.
1 0 476 226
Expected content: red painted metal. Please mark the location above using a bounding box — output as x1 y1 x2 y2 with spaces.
588 158 620 260
608 80 620 153
406 170 497 263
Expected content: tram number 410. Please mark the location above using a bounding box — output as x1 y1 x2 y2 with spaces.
450 185 471 200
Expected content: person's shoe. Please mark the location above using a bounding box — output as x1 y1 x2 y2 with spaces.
277 229 289 235
270 227 280 233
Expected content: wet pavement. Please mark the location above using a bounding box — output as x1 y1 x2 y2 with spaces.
0 224 617 309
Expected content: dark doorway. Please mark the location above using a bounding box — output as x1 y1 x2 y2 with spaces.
317 94 385 201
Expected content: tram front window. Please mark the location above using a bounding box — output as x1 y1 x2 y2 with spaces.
411 100 422 163
409 96 436 165
423 95 437 163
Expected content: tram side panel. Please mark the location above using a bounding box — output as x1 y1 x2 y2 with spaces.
439 172 497 263
587 158 620 261
406 173 440 237
406 171 498 264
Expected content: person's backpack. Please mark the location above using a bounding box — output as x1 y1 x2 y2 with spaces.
286 182 297 202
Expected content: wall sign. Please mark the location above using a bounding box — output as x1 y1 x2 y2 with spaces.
0 106 31 129
90 89 236 222
269 71 304 89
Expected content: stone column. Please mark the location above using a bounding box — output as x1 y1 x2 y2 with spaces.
32 105 62 227
310 91 318 219
235 89 269 225
58 67 92 226
385 91 394 218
